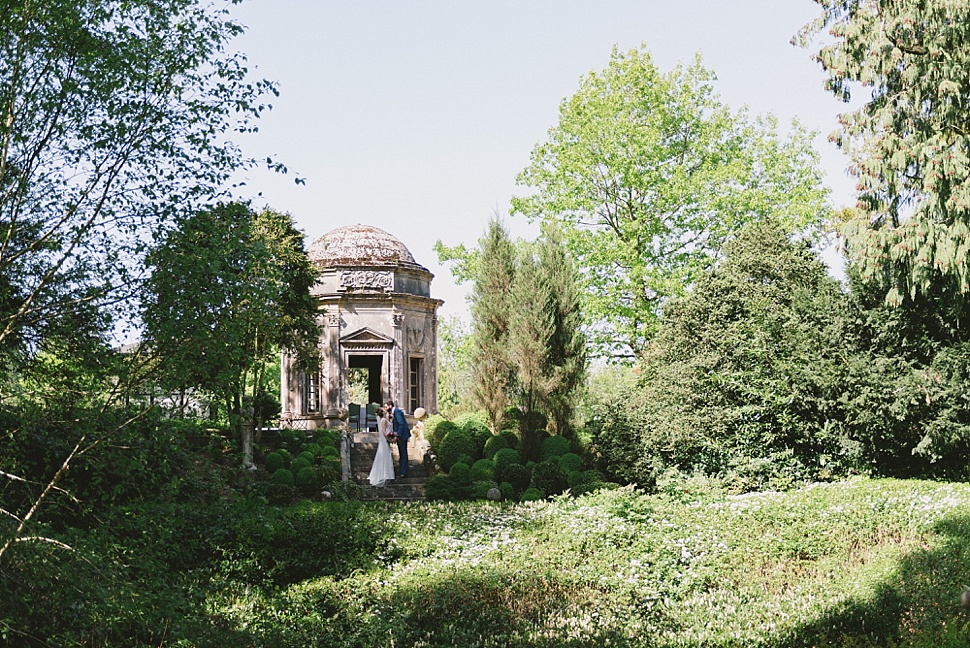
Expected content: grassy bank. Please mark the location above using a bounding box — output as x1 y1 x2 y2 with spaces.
4 477 970 646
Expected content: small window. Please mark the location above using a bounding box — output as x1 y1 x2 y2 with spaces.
409 357 422 413
306 372 318 413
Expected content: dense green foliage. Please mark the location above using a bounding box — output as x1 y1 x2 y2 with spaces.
11 476 970 647
799 1 970 305
144 202 320 431
513 45 829 357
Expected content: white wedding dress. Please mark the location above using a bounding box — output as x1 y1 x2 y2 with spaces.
368 415 395 487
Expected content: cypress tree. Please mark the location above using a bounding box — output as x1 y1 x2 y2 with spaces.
470 217 516 432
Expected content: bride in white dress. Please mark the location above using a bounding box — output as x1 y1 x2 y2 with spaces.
368 406 395 487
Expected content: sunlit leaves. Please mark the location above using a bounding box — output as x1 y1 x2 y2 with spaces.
799 1 970 304
513 45 829 358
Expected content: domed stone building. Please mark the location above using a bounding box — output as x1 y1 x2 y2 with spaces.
280 224 443 429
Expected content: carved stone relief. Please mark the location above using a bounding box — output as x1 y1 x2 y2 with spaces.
338 270 392 291
407 324 426 351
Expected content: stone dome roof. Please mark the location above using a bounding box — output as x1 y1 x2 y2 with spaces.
308 224 422 269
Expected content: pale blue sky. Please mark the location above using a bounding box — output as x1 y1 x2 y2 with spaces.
229 1 855 318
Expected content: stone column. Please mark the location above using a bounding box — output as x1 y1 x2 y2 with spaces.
324 311 342 427
429 314 439 413
240 395 256 470
391 310 405 408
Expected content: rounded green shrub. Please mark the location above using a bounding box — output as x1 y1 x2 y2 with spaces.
303 443 322 458
321 445 340 459
425 475 460 501
438 427 476 472
540 436 570 462
582 469 605 484
470 458 495 482
483 434 507 459
295 467 318 494
449 462 471 485
457 414 491 458
314 428 340 449
499 481 515 501
568 470 585 488
520 487 544 502
430 420 458 449
473 480 499 500
500 429 519 450
558 452 582 474
265 451 284 473
299 450 316 464
291 457 311 474
277 448 292 467
531 459 567 496
493 448 522 479
423 414 447 442
271 467 294 486
502 463 531 496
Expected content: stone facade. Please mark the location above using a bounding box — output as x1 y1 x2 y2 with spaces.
281 225 443 429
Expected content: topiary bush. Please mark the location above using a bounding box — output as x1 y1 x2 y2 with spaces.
531 460 567 496
271 467 294 486
303 443 322 458
500 429 519 451
438 427 476 472
540 436 571 462
473 480 499 500
520 487 544 502
456 413 491 458
298 450 316 464
493 448 522 481
470 458 495 482
319 457 343 484
499 481 515 501
425 474 460 501
276 448 292 467
291 457 311 474
265 451 284 473
502 463 531 497
321 445 340 459
449 462 472 486
558 452 582 474
483 434 507 459
295 467 318 495
430 420 459 456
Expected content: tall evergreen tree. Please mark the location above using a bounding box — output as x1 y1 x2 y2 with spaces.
537 225 587 437
798 1 970 305
469 217 516 432
509 243 553 414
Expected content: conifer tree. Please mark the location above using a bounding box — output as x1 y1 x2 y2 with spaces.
537 225 587 437
469 217 516 432
798 1 970 304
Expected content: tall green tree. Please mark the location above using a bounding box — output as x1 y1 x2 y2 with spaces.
0 0 279 362
513 45 829 359
0 0 275 567
468 217 517 433
143 202 320 434
593 221 848 487
798 2 970 305
536 224 587 437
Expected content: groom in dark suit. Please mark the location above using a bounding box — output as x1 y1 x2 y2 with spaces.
385 399 411 477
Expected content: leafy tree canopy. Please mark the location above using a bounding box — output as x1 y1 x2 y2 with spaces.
798 1 970 304
512 45 830 359
0 0 278 365
143 202 319 424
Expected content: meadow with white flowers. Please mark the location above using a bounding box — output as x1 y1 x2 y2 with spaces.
10 475 964 646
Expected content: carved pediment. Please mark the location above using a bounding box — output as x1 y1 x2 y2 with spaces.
340 327 394 348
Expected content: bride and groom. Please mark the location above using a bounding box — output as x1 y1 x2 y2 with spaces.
367 399 411 487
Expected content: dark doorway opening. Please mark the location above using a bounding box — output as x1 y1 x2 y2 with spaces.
348 354 383 406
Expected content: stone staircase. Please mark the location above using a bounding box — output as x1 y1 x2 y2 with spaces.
349 431 430 502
